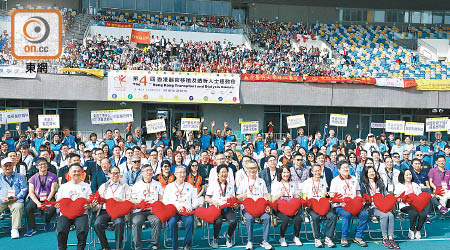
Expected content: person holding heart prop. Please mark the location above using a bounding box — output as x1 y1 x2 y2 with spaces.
55 164 96 250
330 160 369 247
303 164 337 248
236 161 273 250
93 165 131 250
163 165 199 250
396 169 428 240
205 164 238 249
360 166 399 249
271 165 303 247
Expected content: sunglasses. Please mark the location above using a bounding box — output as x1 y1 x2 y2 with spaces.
132 160 140 163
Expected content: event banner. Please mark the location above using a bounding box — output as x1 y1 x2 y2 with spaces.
241 74 303 83
385 120 405 133
371 122 385 129
104 21 133 28
241 121 259 134
425 117 448 132
286 114 306 128
329 114 348 127
416 79 450 91
304 76 377 85
109 70 240 104
91 109 134 124
145 119 166 134
0 65 37 78
181 118 200 131
375 78 417 88
130 29 150 44
38 115 60 129
6 109 30 123
404 122 424 136
0 111 6 124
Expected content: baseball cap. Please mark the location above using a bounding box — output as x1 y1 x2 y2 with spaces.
1 157 13 166
380 133 386 137
202 126 208 130
367 133 375 137
355 138 363 144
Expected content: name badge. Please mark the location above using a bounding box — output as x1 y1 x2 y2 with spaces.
7 189 15 197
387 184 394 193
442 181 448 190
39 192 47 201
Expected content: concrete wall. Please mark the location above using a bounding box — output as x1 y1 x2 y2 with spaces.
76 101 142 136
88 26 250 46
248 3 338 23
200 104 264 132
422 39 450 59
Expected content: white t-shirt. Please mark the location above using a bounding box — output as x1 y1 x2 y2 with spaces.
395 182 422 209
131 179 163 212
302 178 328 200
163 182 199 210
56 181 92 216
209 166 235 187
330 175 360 199
236 177 267 200
206 180 235 206
271 181 298 200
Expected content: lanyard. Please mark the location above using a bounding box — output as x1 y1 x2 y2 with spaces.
175 182 185 199
248 177 256 194
312 179 320 196
281 181 290 196
110 183 120 197
219 181 228 197
132 169 140 184
294 167 303 181
270 169 277 182
145 182 153 197
3 175 14 188
190 173 199 186
162 174 171 185
369 182 377 195
38 174 48 190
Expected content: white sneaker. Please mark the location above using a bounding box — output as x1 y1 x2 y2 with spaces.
211 238 219 248
408 230 415 240
305 217 310 223
224 233 233 248
279 237 287 247
11 229 19 239
246 241 253 250
260 241 273 250
294 236 303 246
325 237 336 248
415 231 422 239
315 239 323 248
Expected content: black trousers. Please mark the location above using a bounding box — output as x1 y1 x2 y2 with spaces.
213 208 238 239
56 214 89 250
275 210 303 237
400 206 427 231
26 199 56 230
93 210 125 249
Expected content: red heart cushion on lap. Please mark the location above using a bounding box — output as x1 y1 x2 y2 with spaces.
343 196 364 216
194 205 222 223
150 201 178 222
309 197 330 216
407 193 431 212
278 198 302 217
243 198 268 218
59 198 88 219
105 199 134 219
373 193 398 213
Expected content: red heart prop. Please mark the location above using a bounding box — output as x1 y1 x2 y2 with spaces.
243 198 268 218
309 198 330 216
59 198 88 219
278 198 302 217
373 193 397 213
343 196 364 216
151 201 178 222
105 199 134 219
193 205 222 223
407 193 431 212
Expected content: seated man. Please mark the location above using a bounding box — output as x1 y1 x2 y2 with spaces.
330 161 369 247
163 166 199 250
25 158 58 237
56 164 95 250
131 164 163 250
0 157 28 239
236 161 273 250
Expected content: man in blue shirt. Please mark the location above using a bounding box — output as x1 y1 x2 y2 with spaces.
326 129 338 155
295 128 309 152
3 130 16 151
31 128 46 157
0 157 28 239
200 126 212 151
104 130 116 154
416 137 433 167
211 121 225 153
444 145 450 170
433 132 447 164
62 128 77 149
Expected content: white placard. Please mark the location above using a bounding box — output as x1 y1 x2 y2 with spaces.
91 109 134 124
0 111 6 124
241 121 259 134
145 119 166 134
38 115 60 129
371 122 385 129
6 109 30 123
385 120 405 133
286 114 306 128
329 114 348 127
425 117 448 132
180 118 200 131
404 122 424 136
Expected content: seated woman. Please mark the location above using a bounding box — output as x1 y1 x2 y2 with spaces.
271 165 303 247
205 164 238 249
360 166 399 249
302 164 337 248
330 160 369 247
395 169 428 240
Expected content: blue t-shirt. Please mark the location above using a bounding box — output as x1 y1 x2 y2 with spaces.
125 142 136 149
433 141 447 156
255 141 264 154
225 135 236 144
296 136 309 152
416 145 433 166
200 134 211 151
32 137 45 154
63 135 76 149
5 138 15 151
326 137 338 155
214 136 225 152
312 139 325 149
410 167 429 186
378 144 387 153
105 139 116 154
161 138 170 147
445 156 450 171
51 143 62 152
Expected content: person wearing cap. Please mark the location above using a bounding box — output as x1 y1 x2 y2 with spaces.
416 137 433 167
124 155 143 186
163 165 199 250
363 134 379 158
0 157 27 239
56 164 95 250
224 122 237 144
24 157 58 237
